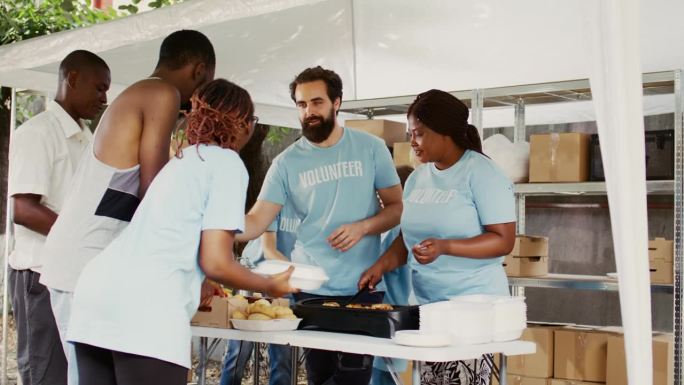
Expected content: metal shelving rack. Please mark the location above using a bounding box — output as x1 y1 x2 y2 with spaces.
340 69 684 385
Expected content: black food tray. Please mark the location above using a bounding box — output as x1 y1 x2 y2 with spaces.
293 297 419 339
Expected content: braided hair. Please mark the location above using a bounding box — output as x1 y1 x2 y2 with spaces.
407 89 483 155
179 79 254 156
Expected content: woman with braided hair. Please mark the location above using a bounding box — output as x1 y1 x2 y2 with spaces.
360 89 516 385
64 79 297 385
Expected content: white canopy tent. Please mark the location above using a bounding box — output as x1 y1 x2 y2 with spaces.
1 1 683 384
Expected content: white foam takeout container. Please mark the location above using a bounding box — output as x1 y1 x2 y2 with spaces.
253 260 329 291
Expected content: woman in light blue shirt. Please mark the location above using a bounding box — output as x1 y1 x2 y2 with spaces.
360 89 516 385
67 79 296 385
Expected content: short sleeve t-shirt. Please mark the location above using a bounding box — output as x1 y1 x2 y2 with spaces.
242 201 299 265
401 150 516 304
259 128 399 295
67 145 248 368
274 201 299 259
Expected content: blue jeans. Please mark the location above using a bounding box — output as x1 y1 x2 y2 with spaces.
219 340 292 385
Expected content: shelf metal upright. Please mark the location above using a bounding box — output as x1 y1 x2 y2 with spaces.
513 98 526 299
673 69 683 385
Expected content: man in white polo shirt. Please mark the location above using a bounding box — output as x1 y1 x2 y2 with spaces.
8 50 110 385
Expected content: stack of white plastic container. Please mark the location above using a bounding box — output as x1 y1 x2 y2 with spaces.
417 295 527 345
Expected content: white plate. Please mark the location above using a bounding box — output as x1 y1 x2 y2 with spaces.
606 272 618 279
231 318 302 332
392 330 450 347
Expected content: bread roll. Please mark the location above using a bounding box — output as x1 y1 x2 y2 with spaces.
254 298 271 307
232 311 247 320
276 313 298 320
248 313 272 321
249 304 276 319
273 306 294 317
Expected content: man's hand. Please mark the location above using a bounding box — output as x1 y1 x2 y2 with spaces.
199 279 225 308
412 238 445 265
358 261 386 290
327 222 369 252
265 266 299 298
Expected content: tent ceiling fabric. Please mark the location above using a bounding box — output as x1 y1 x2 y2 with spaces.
0 0 683 124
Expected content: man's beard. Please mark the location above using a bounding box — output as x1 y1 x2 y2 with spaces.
301 110 335 143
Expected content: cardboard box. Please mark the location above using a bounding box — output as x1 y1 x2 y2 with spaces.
191 296 234 328
649 238 674 262
650 260 673 284
507 375 550 385
529 133 590 183
346 119 407 146
509 326 556 378
504 255 549 277
606 333 673 385
393 141 422 168
549 379 604 385
554 327 609 382
512 235 550 258
401 361 413 385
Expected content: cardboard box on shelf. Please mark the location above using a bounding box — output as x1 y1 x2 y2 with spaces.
393 142 422 168
345 119 407 147
606 332 673 385
549 379 605 385
649 238 674 262
504 255 548 277
554 327 609 382
529 133 590 183
509 325 556 378
506 375 550 385
650 260 673 284
512 235 550 258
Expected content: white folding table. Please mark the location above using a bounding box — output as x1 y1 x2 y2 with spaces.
191 327 535 385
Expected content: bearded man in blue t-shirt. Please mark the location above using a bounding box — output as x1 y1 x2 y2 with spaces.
238 66 402 385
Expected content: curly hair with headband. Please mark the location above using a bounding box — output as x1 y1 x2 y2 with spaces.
179 79 254 156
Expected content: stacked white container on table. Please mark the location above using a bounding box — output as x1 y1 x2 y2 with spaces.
397 295 527 346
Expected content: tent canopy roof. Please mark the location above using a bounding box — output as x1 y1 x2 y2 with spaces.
0 0 683 127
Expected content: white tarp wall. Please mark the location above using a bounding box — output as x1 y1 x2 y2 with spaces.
589 1 653 384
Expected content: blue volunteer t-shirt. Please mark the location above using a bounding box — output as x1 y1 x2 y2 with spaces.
274 202 299 259
245 202 300 264
401 150 516 305
259 128 400 295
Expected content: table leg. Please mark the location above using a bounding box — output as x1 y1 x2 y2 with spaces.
412 360 421 385
382 357 404 385
499 354 507 385
198 337 207 385
254 342 261 385
291 346 298 385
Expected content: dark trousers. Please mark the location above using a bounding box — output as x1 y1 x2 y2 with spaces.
8 268 67 385
295 292 378 385
74 343 187 385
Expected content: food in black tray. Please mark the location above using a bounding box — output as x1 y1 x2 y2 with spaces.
293 297 419 338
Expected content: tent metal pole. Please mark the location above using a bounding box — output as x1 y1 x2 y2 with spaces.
673 68 683 385
471 88 484 139
2 87 16 385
